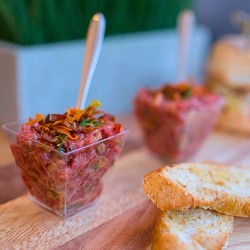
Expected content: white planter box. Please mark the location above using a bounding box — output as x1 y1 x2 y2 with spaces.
0 27 211 123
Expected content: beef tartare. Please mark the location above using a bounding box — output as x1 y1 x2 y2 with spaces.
6 100 127 217
134 83 224 162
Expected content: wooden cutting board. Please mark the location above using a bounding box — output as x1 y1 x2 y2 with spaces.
1 132 250 249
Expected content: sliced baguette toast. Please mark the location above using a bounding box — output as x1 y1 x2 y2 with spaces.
152 208 233 250
143 163 250 217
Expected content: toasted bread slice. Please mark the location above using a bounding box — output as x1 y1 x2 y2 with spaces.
152 208 233 250
143 163 250 217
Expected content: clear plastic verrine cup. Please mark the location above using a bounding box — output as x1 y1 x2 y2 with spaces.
134 87 225 163
2 121 128 218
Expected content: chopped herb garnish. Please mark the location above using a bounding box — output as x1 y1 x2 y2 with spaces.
90 99 102 108
57 133 67 151
92 120 102 127
80 118 102 127
25 100 122 152
52 136 59 142
159 83 209 101
57 144 65 153
79 118 92 127
58 133 67 142
182 88 192 98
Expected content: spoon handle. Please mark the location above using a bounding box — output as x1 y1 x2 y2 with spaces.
177 10 195 82
77 13 106 109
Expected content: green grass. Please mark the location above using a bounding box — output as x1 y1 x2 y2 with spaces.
0 0 194 45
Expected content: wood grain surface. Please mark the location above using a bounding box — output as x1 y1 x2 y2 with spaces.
0 150 162 249
1 118 250 249
228 218 250 250
58 201 158 250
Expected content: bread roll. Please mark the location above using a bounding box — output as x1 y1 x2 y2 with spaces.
207 35 250 90
206 35 250 133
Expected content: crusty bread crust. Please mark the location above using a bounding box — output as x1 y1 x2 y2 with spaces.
152 212 192 250
143 163 250 217
152 209 233 250
143 167 195 211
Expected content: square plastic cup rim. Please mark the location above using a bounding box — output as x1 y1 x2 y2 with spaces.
2 120 129 156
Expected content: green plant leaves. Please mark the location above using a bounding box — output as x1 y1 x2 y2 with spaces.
0 0 194 45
